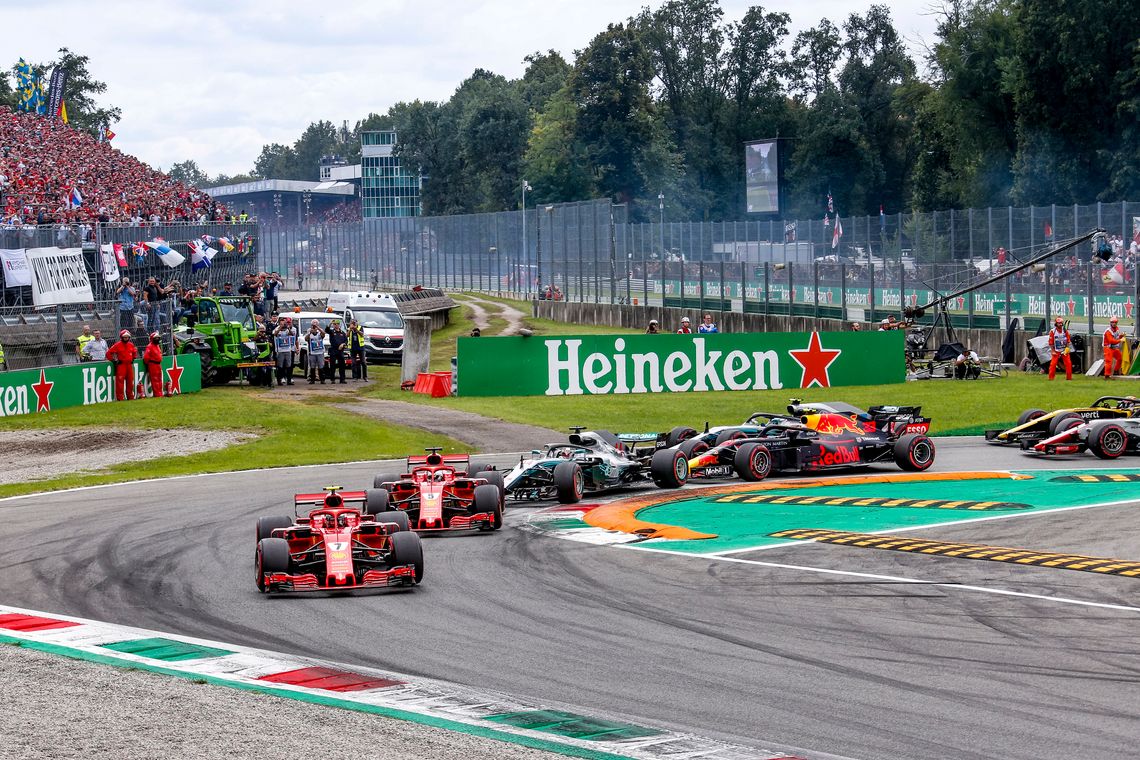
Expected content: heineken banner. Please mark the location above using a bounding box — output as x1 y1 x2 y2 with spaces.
0 354 201 417
457 331 903 397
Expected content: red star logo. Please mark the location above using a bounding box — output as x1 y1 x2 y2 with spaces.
31 369 53 412
165 356 184 395
1127 298 1134 318
788 332 842 389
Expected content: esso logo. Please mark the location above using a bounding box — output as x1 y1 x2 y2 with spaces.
905 423 930 434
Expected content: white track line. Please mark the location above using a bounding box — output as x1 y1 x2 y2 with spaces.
622 545 1140 615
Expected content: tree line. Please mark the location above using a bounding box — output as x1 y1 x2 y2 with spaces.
10 1 1139 223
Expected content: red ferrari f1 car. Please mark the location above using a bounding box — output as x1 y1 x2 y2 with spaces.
255 486 424 593
371 449 505 532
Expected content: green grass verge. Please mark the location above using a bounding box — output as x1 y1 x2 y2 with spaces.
0 385 469 499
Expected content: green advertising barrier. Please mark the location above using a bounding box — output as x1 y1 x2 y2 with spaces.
457 331 903 397
0 354 201 417
653 279 1137 320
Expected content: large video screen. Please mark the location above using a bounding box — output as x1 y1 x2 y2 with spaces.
745 139 779 214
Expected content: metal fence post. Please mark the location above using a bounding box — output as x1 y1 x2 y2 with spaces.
55 305 64 365
813 260 819 319
1044 262 1052 326
1087 262 1094 337
840 262 848 323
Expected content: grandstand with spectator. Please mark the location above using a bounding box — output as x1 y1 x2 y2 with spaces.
0 106 228 227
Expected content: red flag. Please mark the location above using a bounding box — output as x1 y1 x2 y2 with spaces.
104 128 116 141
1044 221 1053 239
113 243 127 267
832 216 843 250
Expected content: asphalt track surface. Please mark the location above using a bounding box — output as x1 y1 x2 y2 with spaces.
2 439 1139 760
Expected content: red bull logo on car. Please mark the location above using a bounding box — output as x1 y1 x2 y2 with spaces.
804 412 865 435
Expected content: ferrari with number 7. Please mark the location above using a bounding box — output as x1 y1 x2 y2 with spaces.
255 486 424 594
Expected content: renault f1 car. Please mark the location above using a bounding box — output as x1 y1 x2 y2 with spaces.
255 486 424 593
680 402 935 481
985 396 1138 445
498 427 689 504
371 449 505 531
1022 417 1140 459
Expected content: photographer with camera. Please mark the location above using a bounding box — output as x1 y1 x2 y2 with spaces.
955 345 981 380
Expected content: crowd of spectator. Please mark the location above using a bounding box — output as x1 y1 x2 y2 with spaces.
0 107 228 227
320 203 361 225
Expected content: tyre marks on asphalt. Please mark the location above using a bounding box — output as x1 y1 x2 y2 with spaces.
769 529 1140 578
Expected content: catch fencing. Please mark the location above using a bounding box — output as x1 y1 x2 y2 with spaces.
254 198 1140 332
0 221 255 369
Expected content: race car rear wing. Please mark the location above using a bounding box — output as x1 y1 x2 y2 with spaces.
406 453 471 468
296 489 367 508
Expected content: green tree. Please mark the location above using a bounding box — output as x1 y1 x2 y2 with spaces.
168 160 209 187
523 84 596 203
291 120 342 182
789 20 841 101
0 68 13 109
918 0 1019 208
517 51 571 113
389 99 459 214
835 5 916 215
457 74 530 211
570 23 668 207
253 143 298 179
1008 0 1138 203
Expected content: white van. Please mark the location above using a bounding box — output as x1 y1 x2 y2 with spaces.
326 291 405 364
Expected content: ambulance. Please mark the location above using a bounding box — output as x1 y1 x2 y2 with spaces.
325 291 405 363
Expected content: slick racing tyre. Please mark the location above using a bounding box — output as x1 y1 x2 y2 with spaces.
1017 408 1046 426
553 461 585 504
472 468 506 506
651 448 689 488
665 425 698 447
256 538 291 592
714 428 748 446
678 438 709 459
389 530 424 583
1048 412 1083 436
374 510 410 532
893 433 935 471
373 472 400 489
472 484 501 526
256 515 292 543
364 488 390 515
1089 423 1127 459
733 442 772 481
1051 416 1084 436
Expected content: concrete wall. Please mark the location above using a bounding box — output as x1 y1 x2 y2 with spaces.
533 300 1116 367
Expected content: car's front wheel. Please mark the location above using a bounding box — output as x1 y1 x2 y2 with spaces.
651 448 689 488
553 461 585 504
1089 424 1128 459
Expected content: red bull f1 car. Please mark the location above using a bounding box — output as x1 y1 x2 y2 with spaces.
985 396 1138 445
1023 417 1140 459
255 486 424 593
679 401 935 481
371 449 505 531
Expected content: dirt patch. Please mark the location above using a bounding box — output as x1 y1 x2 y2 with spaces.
334 399 562 453
2 428 255 485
